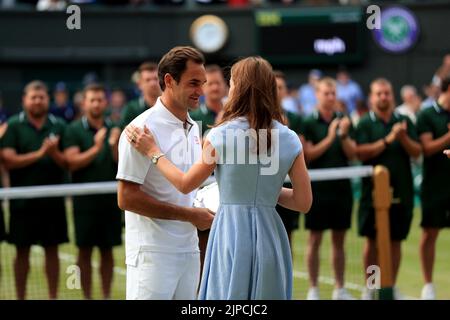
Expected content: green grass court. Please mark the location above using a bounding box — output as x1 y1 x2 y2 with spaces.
1 205 449 300
292 207 450 300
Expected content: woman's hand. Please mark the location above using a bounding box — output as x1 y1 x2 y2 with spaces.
444 149 450 158
125 124 161 157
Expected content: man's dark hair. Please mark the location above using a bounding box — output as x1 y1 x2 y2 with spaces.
138 61 158 74
369 78 393 94
205 64 223 75
23 80 48 95
273 70 285 80
82 83 107 99
158 46 205 91
441 77 450 92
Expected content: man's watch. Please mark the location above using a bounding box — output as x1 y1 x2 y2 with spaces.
151 153 165 165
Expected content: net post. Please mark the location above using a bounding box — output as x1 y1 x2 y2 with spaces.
372 165 394 300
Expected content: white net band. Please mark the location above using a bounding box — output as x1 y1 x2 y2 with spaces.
0 166 373 200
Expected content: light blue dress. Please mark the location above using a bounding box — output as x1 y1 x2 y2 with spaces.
198 118 302 300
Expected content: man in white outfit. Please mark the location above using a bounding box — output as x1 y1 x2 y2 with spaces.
117 46 214 300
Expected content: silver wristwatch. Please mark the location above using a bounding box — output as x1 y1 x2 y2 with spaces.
151 153 165 165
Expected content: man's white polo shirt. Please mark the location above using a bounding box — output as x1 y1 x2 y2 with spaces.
116 97 202 266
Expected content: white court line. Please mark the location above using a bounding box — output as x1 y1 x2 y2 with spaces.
294 270 366 292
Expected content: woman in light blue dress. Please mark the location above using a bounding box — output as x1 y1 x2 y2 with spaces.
125 56 312 300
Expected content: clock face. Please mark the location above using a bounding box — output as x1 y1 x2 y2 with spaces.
190 15 228 54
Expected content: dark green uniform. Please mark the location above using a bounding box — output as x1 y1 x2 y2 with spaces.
285 111 303 136
303 111 354 230
2 112 68 246
119 97 149 129
276 111 304 233
356 111 417 240
63 117 122 248
416 102 450 228
189 103 218 137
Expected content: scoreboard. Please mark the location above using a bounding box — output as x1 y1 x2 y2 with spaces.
255 7 367 65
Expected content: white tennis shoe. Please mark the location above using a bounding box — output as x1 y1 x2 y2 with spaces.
306 287 320 300
421 283 436 300
332 288 356 300
361 288 376 300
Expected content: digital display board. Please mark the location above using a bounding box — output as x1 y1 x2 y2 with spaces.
255 7 366 65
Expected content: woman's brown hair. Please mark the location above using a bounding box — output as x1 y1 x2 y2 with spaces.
215 56 284 153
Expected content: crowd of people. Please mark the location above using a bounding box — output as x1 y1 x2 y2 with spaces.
0 48 449 300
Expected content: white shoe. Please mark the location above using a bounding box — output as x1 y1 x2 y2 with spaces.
307 287 320 300
421 283 436 300
361 288 376 300
332 288 356 300
393 287 405 300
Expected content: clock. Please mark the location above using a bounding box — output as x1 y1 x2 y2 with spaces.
190 15 229 54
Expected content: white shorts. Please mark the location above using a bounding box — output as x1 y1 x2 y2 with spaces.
126 251 200 300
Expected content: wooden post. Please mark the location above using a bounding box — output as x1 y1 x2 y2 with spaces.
372 165 394 300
